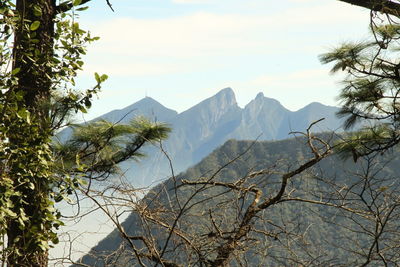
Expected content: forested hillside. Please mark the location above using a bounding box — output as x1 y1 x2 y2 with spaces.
75 134 400 266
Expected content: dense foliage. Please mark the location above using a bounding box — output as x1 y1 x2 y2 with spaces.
0 1 169 266
320 13 400 161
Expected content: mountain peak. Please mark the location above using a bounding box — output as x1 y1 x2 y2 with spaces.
246 91 282 109
218 87 234 93
135 96 162 106
190 87 238 111
256 92 264 99
295 101 336 113
215 87 236 104
99 96 177 124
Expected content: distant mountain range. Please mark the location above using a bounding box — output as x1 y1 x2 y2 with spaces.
59 87 344 188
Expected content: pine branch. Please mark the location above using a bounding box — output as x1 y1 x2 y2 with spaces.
337 0 400 17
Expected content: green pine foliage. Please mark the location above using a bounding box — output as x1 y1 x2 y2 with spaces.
54 117 170 177
320 21 400 159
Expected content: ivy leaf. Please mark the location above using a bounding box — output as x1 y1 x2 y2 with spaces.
33 6 42 17
100 74 108 82
94 72 100 83
17 108 31 124
30 21 41 31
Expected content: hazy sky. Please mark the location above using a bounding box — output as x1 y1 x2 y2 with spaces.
75 0 371 120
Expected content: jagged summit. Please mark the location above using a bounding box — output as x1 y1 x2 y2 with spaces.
245 91 284 111
216 87 236 101
178 87 238 117
203 87 236 106
210 87 238 110
256 92 264 99
218 87 234 94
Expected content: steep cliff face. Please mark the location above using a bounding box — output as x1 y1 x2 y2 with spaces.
169 88 242 166
231 92 290 140
58 88 343 187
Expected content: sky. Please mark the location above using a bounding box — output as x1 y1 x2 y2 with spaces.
74 0 371 121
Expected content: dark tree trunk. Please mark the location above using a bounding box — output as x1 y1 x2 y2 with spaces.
7 1 56 266
13 0 56 109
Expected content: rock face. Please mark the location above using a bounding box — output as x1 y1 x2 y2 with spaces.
169 88 242 168
58 87 343 187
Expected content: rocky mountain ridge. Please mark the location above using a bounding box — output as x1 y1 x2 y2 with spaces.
59 87 343 187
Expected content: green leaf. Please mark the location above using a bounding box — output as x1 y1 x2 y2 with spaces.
73 0 82 6
15 90 25 101
94 72 100 83
16 108 30 124
28 182 35 190
30 21 41 31
54 195 63 203
78 105 87 113
11 68 20 75
17 217 25 228
4 208 17 217
100 74 108 82
33 6 42 16
76 6 89 11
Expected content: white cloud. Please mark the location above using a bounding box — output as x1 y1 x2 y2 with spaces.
83 2 368 77
83 61 182 76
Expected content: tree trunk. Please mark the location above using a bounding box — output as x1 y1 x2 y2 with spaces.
7 1 56 266
13 0 56 109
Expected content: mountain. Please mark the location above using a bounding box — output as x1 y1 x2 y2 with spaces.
75 136 400 266
57 87 344 187
99 96 178 124
166 88 242 170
